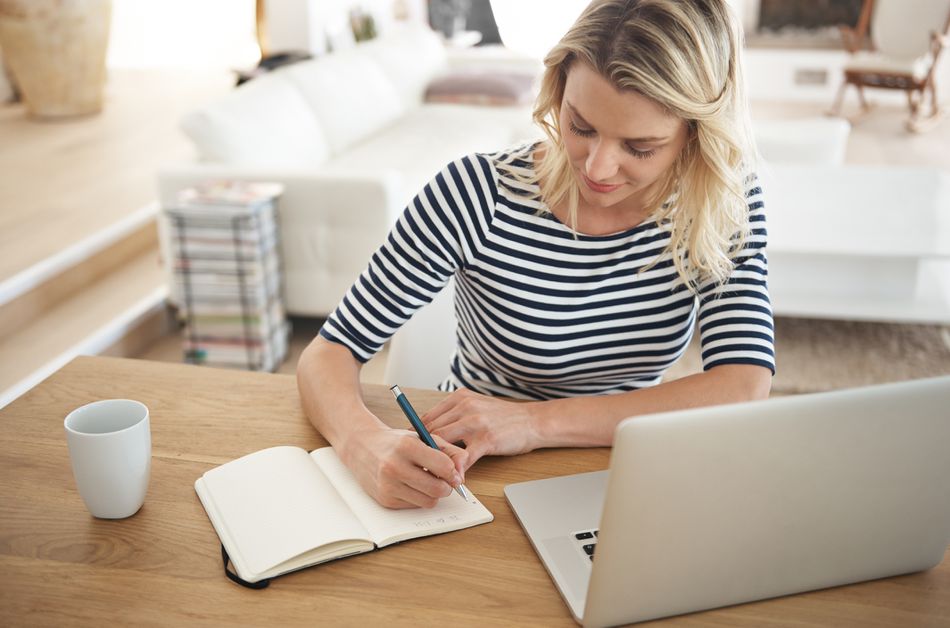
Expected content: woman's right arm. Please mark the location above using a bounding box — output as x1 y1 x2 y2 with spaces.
297 154 492 508
296 335 467 509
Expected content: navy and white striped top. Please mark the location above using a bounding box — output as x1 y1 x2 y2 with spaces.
320 144 775 400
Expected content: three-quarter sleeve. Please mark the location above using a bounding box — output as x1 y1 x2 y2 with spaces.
695 175 776 374
319 154 494 362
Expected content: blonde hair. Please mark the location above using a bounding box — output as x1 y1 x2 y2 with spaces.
513 0 756 291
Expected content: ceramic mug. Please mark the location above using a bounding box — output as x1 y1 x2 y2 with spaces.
64 399 151 519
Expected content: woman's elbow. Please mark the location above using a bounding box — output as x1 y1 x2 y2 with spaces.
714 364 772 402
743 366 773 400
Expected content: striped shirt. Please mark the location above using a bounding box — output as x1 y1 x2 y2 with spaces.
320 145 775 400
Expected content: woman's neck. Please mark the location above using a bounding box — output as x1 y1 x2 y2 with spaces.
569 198 652 236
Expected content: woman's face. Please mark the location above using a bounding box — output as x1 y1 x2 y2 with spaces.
559 61 690 216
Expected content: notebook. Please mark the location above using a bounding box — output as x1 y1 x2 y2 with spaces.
505 376 950 627
195 445 492 586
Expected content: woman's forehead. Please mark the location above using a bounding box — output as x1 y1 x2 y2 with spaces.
563 62 683 139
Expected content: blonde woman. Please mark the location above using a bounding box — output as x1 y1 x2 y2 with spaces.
298 0 774 509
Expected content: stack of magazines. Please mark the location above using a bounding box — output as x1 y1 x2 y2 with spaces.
163 181 290 372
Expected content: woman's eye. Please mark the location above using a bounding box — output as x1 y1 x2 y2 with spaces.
568 118 657 160
568 120 595 137
625 145 657 159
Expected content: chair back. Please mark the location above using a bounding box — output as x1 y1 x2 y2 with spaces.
383 278 457 390
872 0 950 59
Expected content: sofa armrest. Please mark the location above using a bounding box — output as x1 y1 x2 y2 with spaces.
158 164 403 219
157 164 406 316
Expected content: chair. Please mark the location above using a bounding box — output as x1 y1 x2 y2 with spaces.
383 278 458 389
829 0 950 131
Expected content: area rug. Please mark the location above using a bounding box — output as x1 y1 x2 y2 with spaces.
665 317 950 395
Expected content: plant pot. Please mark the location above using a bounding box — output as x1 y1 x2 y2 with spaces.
0 0 111 119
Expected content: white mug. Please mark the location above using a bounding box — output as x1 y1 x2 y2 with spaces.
64 399 151 519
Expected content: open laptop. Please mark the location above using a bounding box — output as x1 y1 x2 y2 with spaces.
505 376 950 627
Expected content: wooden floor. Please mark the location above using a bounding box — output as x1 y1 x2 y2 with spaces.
136 316 391 384
0 68 234 287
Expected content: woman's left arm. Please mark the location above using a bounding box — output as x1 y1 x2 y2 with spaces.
424 364 771 468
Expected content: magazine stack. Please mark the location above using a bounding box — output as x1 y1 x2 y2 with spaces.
163 181 289 372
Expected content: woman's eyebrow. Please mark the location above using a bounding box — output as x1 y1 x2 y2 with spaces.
566 101 669 143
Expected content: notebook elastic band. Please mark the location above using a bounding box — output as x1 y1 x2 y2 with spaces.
221 544 270 589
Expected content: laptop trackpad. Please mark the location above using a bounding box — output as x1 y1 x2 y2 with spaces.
541 536 591 617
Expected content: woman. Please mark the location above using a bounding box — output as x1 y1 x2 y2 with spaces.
297 0 774 509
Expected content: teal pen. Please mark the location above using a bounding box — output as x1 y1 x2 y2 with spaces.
390 385 469 500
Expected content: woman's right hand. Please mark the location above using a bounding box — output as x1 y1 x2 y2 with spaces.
297 337 466 509
341 426 469 509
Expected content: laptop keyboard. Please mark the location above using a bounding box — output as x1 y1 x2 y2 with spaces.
573 529 599 561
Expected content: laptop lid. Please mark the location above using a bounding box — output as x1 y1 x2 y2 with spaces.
507 376 950 627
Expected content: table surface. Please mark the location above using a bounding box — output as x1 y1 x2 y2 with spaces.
1 356 947 627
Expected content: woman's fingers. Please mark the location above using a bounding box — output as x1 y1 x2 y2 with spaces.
422 388 477 430
431 433 468 479
457 437 493 470
422 389 465 424
376 454 454 509
429 419 471 449
376 477 446 509
404 434 463 486
351 428 458 509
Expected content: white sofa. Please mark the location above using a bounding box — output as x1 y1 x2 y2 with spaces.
158 24 541 316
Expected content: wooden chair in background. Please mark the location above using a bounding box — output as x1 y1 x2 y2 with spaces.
830 0 950 131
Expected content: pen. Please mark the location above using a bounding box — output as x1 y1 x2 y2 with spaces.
390 385 469 500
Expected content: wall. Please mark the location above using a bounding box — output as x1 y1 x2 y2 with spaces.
262 0 428 56
107 0 260 68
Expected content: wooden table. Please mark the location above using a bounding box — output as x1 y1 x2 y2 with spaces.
1 356 947 627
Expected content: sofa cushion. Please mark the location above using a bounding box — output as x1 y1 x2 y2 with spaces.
361 24 449 110
180 73 330 167
322 103 541 206
282 48 405 155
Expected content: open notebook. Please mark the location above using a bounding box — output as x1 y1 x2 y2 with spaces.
195 445 493 586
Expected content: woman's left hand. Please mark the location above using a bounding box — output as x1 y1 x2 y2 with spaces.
422 388 542 470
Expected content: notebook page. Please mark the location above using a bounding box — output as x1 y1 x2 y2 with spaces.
200 446 372 578
310 447 493 547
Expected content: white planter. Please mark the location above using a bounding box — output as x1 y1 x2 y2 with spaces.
0 0 112 118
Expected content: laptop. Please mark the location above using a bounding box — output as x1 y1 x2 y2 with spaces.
505 376 950 627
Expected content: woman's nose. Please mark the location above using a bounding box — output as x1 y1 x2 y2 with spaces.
585 140 620 182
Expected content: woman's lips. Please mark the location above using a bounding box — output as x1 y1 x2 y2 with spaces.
582 174 623 194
